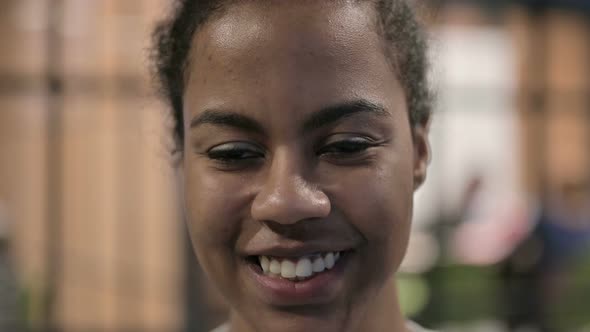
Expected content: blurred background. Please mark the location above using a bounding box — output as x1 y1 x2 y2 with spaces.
0 0 589 331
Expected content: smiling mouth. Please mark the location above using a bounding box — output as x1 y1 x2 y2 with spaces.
246 250 352 281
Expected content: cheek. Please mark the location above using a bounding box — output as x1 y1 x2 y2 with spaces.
356 172 412 247
183 164 251 259
328 153 414 273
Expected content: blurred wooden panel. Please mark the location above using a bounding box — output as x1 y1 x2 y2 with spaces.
60 0 162 81
55 93 118 330
506 6 542 195
1 0 185 330
0 0 48 76
140 104 183 331
439 2 492 26
60 0 111 79
545 11 590 93
545 97 590 186
0 92 48 288
508 7 590 193
52 92 183 331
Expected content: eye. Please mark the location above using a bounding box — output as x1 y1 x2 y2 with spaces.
205 142 265 165
317 136 376 158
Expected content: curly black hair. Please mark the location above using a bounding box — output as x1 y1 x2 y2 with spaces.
150 0 432 146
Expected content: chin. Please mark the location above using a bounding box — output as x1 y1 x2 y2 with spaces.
234 304 354 332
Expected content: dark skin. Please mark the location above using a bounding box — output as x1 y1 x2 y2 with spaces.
181 2 430 332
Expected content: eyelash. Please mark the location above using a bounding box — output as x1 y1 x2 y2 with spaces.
205 144 264 165
316 138 375 156
205 138 377 167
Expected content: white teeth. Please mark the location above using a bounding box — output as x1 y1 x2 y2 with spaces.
312 256 325 273
269 259 281 274
258 251 344 280
280 260 296 278
295 258 313 278
324 252 335 269
259 256 270 273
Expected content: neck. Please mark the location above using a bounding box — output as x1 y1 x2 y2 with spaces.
229 277 408 332
358 278 407 332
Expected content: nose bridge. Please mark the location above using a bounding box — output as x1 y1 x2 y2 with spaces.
251 148 330 224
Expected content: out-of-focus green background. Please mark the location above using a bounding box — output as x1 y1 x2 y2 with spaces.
0 0 589 331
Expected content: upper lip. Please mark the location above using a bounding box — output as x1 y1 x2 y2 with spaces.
241 242 355 258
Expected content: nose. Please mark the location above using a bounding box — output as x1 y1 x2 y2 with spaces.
251 154 331 225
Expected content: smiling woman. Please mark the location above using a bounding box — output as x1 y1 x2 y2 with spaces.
150 0 434 331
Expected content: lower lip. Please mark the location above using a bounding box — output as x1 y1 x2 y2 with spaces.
243 252 353 306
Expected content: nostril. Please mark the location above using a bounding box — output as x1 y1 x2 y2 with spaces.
251 196 330 225
263 220 323 238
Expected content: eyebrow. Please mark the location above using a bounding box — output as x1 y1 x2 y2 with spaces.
301 99 389 133
189 99 389 135
190 109 265 134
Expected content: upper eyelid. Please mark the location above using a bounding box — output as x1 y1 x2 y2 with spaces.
322 140 372 148
325 135 375 142
202 133 379 151
316 139 377 155
318 134 377 148
206 141 265 152
322 130 379 140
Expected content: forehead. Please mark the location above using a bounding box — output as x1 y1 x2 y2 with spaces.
184 1 405 127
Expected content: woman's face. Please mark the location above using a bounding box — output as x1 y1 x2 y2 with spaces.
182 2 429 331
